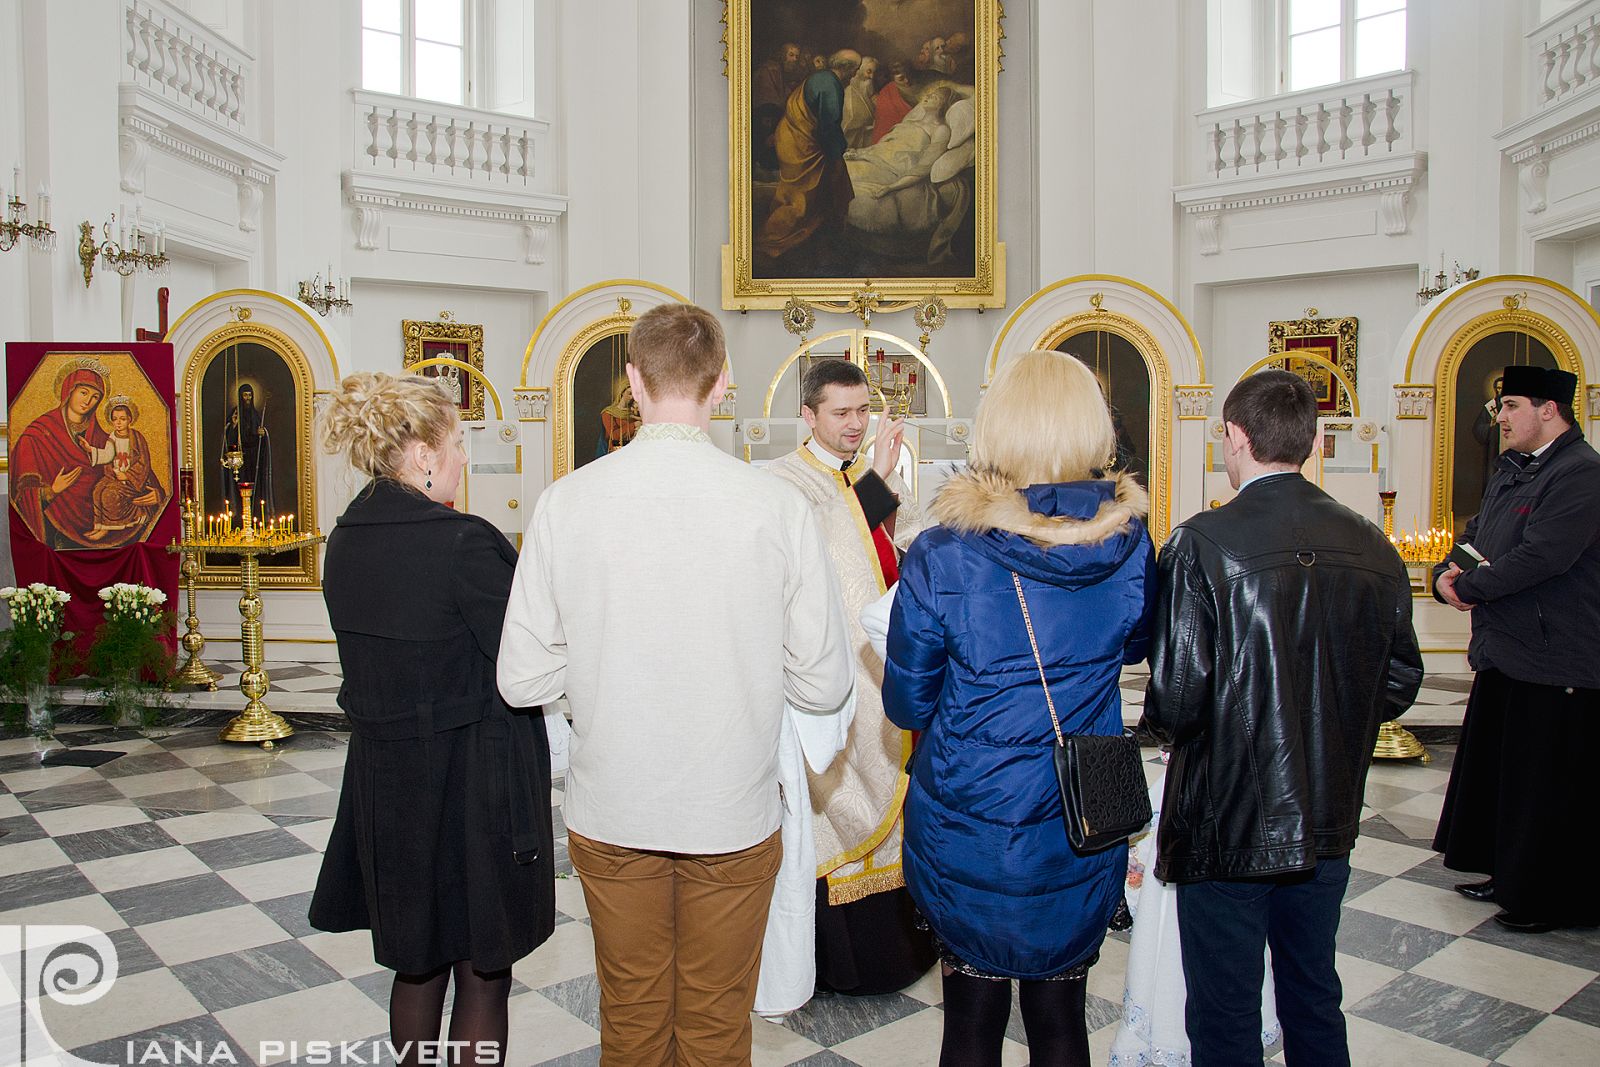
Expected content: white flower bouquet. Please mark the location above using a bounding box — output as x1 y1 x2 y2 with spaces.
0 583 73 737
86 582 174 729
97 582 170 626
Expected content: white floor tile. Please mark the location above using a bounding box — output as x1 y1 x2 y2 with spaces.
553 873 590 921
287 819 334 852
1350 835 1436 877
78 845 210 893
221 773 328 806
33 803 150 837
1335 952 1404 1009
137 903 290 966
1345 878 1496 936
901 962 944 1006
1410 937 1598 1012
750 1014 825 1066
509 920 597 991
1343 1016 1490 1065
107 767 218 799
1 765 96 793
0 793 28 818
276 748 348 772
218 853 325 902
0 837 72 876
506 991 601 1063
215 982 390 1064
1496 1014 1600 1066
157 809 278 843
0 893 127 933
1386 790 1447 823
300 930 383 979
38 966 206 1050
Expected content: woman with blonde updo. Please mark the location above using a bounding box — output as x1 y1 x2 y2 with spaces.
309 373 554 1067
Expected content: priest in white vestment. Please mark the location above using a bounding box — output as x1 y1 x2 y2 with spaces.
765 358 937 996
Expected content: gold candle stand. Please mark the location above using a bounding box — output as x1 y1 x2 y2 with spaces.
172 484 325 748
166 497 221 690
1373 489 1431 763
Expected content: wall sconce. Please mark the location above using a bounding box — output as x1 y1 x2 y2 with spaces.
78 208 168 288
297 269 353 316
1 165 55 254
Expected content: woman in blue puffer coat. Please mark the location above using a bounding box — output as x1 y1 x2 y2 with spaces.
883 349 1154 1067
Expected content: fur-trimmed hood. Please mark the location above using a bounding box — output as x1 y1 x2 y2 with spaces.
930 469 1150 587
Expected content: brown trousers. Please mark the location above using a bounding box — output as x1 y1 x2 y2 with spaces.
568 830 783 1067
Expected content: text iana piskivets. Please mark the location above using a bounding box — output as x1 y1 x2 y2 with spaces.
123 1040 502 1064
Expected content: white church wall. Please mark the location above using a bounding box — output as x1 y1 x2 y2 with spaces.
350 280 545 413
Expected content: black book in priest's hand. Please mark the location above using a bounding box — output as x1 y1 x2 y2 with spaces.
1447 542 1488 572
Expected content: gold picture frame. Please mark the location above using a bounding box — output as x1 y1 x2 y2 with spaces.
180 322 319 587
1267 313 1359 418
404 318 486 421
722 0 1005 309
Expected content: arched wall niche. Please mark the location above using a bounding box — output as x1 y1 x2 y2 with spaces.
1386 275 1600 536
516 280 739 492
164 288 345 654
986 276 1211 546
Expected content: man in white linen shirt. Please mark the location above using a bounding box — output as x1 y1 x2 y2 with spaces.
498 301 854 1067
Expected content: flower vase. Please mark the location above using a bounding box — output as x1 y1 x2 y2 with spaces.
25 683 63 758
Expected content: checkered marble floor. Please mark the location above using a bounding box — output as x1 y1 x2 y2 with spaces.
2 726 1597 1066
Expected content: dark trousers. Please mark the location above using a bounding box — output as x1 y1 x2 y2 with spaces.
1434 667 1600 923
1176 857 1350 1067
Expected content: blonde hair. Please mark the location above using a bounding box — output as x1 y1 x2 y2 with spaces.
320 372 458 481
627 303 726 403
971 350 1115 485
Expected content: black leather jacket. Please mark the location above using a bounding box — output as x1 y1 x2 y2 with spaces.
1142 475 1423 883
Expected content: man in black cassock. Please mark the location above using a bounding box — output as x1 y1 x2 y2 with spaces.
1433 364 1600 933
222 383 273 523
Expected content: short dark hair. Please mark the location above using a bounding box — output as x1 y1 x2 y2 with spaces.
1222 369 1318 465
627 303 726 403
802 359 868 412
1529 397 1577 426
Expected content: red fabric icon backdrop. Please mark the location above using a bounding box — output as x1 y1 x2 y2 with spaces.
6 342 179 663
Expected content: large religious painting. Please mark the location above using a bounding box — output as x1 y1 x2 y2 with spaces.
8 352 173 551
182 324 318 586
1267 313 1358 418
723 0 1005 309
403 317 486 420
1052 330 1153 488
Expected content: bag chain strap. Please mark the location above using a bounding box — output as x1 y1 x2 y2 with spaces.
1012 573 1065 747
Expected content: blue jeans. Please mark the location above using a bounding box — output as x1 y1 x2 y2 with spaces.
1175 856 1351 1067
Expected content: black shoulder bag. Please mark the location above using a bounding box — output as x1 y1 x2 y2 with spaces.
1012 573 1152 853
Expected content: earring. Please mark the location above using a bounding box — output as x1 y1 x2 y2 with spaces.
425 468 432 490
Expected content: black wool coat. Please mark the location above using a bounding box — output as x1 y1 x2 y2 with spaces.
308 479 555 974
1434 425 1600 690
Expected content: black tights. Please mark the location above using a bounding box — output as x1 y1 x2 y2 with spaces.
390 961 512 1066
939 968 1090 1067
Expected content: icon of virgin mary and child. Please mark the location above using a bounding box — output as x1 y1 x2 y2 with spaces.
9 357 168 550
